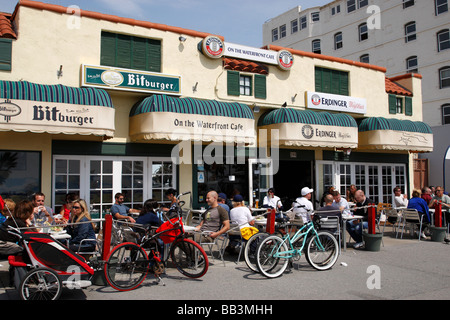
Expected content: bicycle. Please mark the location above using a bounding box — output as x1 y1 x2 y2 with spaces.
103 192 209 291
255 212 339 278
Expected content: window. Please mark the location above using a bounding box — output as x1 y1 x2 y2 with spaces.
0 39 12 71
403 0 414 9
332 5 341 15
406 56 418 73
442 104 450 124
272 28 278 42
0 151 41 201
334 32 343 50
312 39 321 54
405 22 417 42
315 66 349 96
227 71 267 99
359 23 368 41
358 0 369 8
100 31 161 73
436 0 449 15
389 94 413 115
437 29 450 52
360 54 370 63
240 75 252 96
347 0 356 13
300 15 307 30
280 25 286 39
311 12 320 22
53 155 176 212
440 67 450 88
291 19 298 34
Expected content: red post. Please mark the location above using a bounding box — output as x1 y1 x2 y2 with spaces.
368 204 376 234
266 208 275 234
102 214 113 260
435 202 442 228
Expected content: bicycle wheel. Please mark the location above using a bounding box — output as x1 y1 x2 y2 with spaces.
305 231 339 271
104 242 149 291
19 267 62 300
170 238 208 278
256 235 289 278
244 232 269 273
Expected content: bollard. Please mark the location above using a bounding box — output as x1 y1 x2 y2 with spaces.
266 208 275 234
368 204 376 234
434 202 442 228
102 214 113 260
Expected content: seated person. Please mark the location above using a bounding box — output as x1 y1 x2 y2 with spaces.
194 191 230 243
317 194 342 222
0 198 15 225
59 193 79 221
262 188 282 210
407 189 431 239
66 199 96 253
110 192 139 223
228 194 256 252
393 187 408 208
135 199 163 228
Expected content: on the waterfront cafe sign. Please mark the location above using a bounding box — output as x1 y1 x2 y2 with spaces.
81 64 182 95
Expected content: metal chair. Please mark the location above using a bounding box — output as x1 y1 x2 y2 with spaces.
226 221 245 263
196 231 228 267
382 208 402 238
319 216 341 253
400 209 426 241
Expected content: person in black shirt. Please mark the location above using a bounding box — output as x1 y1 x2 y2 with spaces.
347 190 373 249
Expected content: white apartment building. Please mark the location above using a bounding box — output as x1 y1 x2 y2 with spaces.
263 0 450 188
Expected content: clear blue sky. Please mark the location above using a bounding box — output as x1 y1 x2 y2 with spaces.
0 0 330 47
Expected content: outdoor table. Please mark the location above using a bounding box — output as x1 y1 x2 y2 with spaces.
183 225 196 233
342 214 363 251
250 208 268 216
48 230 71 241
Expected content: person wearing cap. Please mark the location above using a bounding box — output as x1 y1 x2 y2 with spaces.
292 187 315 224
218 192 230 216
262 188 282 210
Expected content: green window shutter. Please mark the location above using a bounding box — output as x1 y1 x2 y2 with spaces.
331 71 341 95
147 39 161 72
315 67 322 91
405 96 413 116
389 94 397 114
227 71 240 96
254 74 267 99
132 37 147 70
117 34 132 69
100 32 117 67
0 39 12 71
322 68 332 93
339 71 349 96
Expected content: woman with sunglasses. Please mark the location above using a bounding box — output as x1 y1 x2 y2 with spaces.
66 199 96 253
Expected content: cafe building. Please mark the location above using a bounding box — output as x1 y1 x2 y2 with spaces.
0 0 433 213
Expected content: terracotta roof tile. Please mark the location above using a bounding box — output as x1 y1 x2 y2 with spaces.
0 13 16 39
223 58 268 75
385 78 413 96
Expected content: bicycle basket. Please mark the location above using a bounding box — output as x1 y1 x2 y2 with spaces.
156 218 184 244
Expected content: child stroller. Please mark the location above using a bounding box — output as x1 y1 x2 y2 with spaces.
7 225 95 300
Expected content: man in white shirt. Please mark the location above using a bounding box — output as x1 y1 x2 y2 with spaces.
292 187 314 224
332 190 351 216
393 187 408 208
263 188 282 210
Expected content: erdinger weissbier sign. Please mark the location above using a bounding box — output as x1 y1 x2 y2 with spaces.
0 98 115 137
307 91 367 114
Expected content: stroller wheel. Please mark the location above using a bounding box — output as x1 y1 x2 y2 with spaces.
19 267 62 300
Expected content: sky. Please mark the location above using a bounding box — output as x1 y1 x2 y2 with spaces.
0 0 330 47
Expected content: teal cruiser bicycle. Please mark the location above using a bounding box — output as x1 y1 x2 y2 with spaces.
256 213 339 278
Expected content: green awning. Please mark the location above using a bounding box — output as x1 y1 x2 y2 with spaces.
129 94 256 144
130 94 254 119
358 117 432 134
259 108 357 127
0 80 115 138
258 108 358 148
0 80 114 108
358 117 433 152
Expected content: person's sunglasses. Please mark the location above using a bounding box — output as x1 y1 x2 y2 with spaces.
72 206 81 209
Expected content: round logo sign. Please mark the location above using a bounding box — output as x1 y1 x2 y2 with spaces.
301 124 314 140
311 94 321 106
277 50 294 71
101 70 124 86
202 36 224 59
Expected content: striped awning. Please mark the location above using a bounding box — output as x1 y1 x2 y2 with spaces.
258 108 358 148
129 94 256 144
0 80 115 138
358 117 433 152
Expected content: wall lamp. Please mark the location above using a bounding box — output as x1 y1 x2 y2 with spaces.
57 65 63 79
179 35 187 42
193 82 198 92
